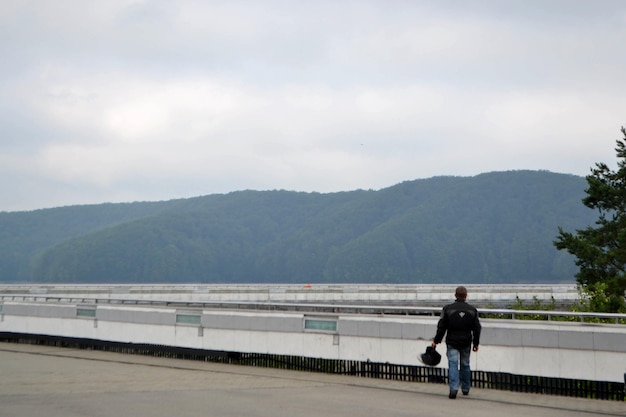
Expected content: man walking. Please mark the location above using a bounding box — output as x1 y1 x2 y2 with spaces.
431 286 481 399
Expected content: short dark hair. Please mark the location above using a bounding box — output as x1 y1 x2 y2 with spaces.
455 286 468 299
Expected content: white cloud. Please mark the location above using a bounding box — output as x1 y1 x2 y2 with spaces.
1 0 625 211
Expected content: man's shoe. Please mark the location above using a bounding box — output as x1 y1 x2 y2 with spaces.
449 391 457 399
462 390 469 396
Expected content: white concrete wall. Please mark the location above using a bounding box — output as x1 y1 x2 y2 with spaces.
0 283 580 305
1 301 625 383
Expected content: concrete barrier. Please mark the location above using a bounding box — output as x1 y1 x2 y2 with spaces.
1 299 624 384
0 283 580 306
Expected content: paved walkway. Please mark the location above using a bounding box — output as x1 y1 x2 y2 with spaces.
0 343 623 417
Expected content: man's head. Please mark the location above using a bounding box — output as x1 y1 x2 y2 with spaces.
455 286 468 300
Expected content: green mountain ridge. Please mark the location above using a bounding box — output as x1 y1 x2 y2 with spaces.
0 170 596 284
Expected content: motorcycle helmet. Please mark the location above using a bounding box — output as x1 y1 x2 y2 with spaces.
419 346 441 367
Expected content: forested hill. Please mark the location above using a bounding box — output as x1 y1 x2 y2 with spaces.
0 170 596 284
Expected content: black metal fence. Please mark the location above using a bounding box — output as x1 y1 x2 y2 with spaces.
1 332 623 402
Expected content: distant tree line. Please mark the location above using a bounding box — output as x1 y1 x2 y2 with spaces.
1 170 595 286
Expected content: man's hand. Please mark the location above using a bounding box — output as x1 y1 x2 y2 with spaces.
472 345 479 352
431 341 437 348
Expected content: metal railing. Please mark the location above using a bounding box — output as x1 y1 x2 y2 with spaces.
1 294 625 325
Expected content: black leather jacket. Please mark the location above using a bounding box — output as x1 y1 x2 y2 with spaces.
434 299 481 349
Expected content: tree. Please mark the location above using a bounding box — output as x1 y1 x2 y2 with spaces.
554 127 626 313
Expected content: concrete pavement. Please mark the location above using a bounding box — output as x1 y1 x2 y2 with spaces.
0 343 623 417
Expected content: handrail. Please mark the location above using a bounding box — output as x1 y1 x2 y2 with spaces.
1 294 625 324
478 308 626 324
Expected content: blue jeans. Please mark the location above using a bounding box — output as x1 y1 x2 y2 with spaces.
447 345 471 393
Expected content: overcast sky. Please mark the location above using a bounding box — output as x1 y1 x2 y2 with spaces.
2 1 625 212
